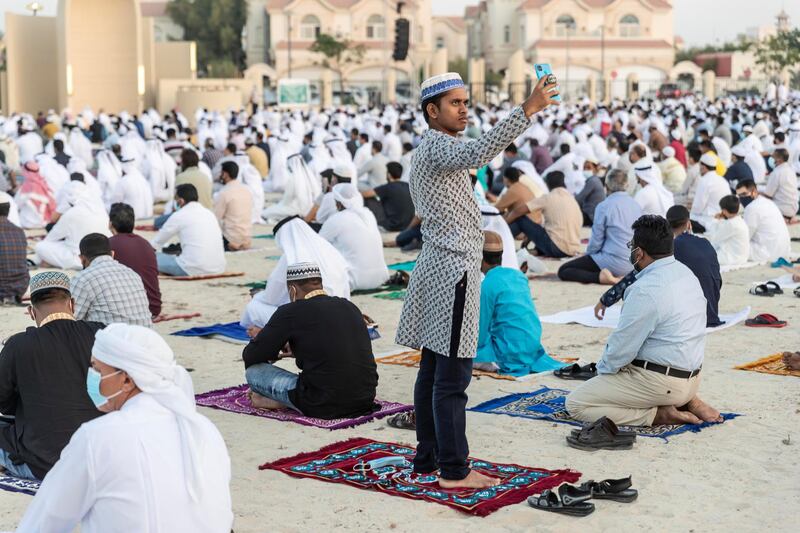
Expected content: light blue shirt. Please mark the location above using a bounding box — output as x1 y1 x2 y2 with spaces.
587 192 642 276
597 257 706 374
476 267 563 376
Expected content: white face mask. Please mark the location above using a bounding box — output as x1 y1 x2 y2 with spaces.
583 170 593 179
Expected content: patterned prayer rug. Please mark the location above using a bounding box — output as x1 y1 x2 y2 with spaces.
376 350 578 382
0 475 39 496
196 385 412 430
735 353 800 377
373 290 407 300
259 437 580 516
469 387 740 441
387 260 416 271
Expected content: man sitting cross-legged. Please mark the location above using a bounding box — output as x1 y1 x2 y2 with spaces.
566 215 722 426
242 262 378 420
474 231 564 376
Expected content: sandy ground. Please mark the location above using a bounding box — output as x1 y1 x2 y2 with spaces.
1 209 798 532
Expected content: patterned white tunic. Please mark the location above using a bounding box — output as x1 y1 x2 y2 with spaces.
396 106 532 358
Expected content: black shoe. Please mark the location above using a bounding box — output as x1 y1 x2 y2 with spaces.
400 238 422 252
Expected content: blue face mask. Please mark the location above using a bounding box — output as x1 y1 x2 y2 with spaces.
768 156 776 170
86 368 123 408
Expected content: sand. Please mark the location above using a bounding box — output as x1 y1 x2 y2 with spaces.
1 215 798 532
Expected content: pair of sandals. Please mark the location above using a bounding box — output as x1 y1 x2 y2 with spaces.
554 362 597 381
566 416 637 451
386 411 416 430
749 281 783 297
528 476 638 516
745 313 788 328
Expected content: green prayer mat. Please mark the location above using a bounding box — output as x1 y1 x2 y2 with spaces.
266 255 281 261
253 234 275 239
374 290 407 300
387 261 416 271
242 281 267 290
351 284 406 296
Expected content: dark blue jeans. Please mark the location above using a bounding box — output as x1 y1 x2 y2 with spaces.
396 224 422 248
509 216 567 258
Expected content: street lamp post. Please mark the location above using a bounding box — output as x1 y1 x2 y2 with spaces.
287 12 293 78
26 2 43 16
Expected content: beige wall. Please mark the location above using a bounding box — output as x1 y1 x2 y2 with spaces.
432 18 467 61
141 16 158 109
59 0 143 113
176 89 243 126
157 78 260 116
4 14 59 114
155 42 197 82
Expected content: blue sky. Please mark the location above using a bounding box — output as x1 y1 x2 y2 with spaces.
1 0 798 47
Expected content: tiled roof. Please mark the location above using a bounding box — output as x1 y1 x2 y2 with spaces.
436 16 467 31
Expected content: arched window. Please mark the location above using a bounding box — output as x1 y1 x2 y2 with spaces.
366 14 385 40
504 24 511 44
436 36 445 49
619 14 640 37
300 15 321 40
555 14 576 37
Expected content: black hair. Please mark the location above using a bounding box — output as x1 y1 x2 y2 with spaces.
175 183 198 203
53 139 65 152
372 140 383 152
226 142 237 154
666 205 690 228
544 171 566 190
421 94 445 125
503 167 521 182
505 143 518 154
386 161 403 180
699 139 713 150
359 133 369 142
482 250 503 266
0 202 10 217
384 125 391 133
736 179 757 192
30 287 71 306
559 143 571 156
70 172 84 183
719 194 740 214
109 203 135 233
350 128 359 136
181 149 199 170
402 142 413 152
687 146 702 163
221 160 239 179
79 232 112 260
166 128 177 138
631 215 674 257
774 148 789 162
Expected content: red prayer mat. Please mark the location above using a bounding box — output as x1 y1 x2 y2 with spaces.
260 437 580 516
134 224 156 231
153 312 202 323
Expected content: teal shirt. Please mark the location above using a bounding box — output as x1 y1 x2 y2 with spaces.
476 266 563 376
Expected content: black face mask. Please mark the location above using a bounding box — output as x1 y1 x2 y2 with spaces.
738 194 754 208
629 247 641 271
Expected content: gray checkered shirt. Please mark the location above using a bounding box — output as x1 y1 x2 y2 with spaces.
70 255 153 327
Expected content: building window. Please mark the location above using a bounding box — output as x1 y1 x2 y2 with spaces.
619 14 640 37
366 14 385 40
300 15 321 40
555 14 576 37
436 36 445 49
504 25 510 44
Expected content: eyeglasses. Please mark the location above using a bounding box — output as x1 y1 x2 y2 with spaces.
626 240 635 250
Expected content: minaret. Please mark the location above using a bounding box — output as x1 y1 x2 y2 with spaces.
776 9 790 33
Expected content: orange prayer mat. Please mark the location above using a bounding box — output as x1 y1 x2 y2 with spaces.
734 353 800 378
159 272 245 281
376 350 577 382
153 312 202 323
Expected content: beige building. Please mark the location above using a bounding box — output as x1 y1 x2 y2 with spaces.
466 0 676 100
432 17 467 61
244 0 436 104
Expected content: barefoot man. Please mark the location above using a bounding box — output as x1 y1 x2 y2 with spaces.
395 72 559 489
566 215 722 427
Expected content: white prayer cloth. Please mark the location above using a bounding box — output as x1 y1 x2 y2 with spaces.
69 128 94 168
706 216 751 266
240 217 350 328
96 150 123 210
743 196 792 262
144 140 177 203
0 191 21 226
150 202 226 276
690 170 731 228
111 165 154 220
541 305 750 333
16 132 43 163
34 203 111 270
17 324 233 532
35 154 70 198
319 184 389 290
481 205 518 269
262 155 320 222
265 136 290 192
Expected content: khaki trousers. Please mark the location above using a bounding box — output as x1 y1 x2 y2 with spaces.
565 364 701 426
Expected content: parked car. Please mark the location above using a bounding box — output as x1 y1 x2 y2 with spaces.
656 83 689 99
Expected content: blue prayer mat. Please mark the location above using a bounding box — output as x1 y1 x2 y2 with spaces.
469 386 740 441
387 260 416 271
0 475 39 496
172 321 380 344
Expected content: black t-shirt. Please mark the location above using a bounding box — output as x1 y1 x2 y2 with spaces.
242 296 378 419
374 181 414 231
0 319 104 479
674 234 723 327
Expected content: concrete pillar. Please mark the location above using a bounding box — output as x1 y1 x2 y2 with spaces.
468 57 486 104
588 76 597 104
386 67 396 104
321 69 333 109
603 78 611 104
508 49 526 103
432 48 448 76
702 70 716 101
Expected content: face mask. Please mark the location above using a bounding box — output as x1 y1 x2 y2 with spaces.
738 194 754 208
583 170 593 179
629 247 642 271
86 368 123 408
768 156 776 169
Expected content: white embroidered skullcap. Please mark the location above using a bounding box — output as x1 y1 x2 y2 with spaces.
420 73 464 102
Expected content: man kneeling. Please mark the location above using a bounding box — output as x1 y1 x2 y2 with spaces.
242 262 378 419
566 215 721 426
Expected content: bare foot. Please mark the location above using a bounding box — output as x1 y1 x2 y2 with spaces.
653 405 702 425
599 268 621 285
782 352 800 371
438 470 500 489
247 390 285 410
683 396 722 423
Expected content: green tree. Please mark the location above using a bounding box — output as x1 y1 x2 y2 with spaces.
448 58 468 81
753 29 800 79
309 34 366 92
167 0 248 76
